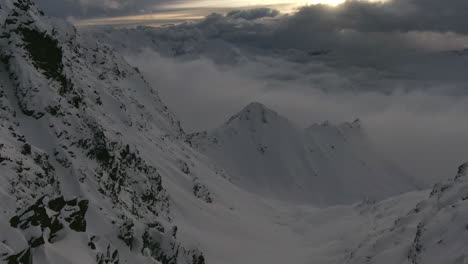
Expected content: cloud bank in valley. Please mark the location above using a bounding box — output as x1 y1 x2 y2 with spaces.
122 48 468 186
92 1 468 185
61 0 468 186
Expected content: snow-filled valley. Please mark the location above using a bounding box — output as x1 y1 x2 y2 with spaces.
1 1 468 263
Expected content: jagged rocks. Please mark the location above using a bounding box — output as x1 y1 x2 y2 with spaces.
179 160 191 174
118 218 135 250
18 27 71 94
171 226 178 239
5 196 89 262
1 143 60 207
192 254 206 264
142 224 206 264
76 123 170 217
96 245 120 264
10 196 89 236
5 247 32 264
20 144 30 155
193 178 212 204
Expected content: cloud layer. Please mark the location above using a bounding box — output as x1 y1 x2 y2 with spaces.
36 0 165 18
289 0 468 34
121 49 468 186
38 0 468 36
88 2 468 185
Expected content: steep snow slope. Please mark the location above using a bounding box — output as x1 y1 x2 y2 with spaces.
0 0 208 263
189 102 418 205
347 163 468 264
305 120 417 203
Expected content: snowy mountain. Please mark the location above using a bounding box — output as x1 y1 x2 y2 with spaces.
188 102 418 205
1 1 467 264
346 163 468 264
0 0 207 263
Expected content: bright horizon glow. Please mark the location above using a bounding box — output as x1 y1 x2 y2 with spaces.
159 0 385 11
75 13 205 26
157 0 339 14
74 0 385 27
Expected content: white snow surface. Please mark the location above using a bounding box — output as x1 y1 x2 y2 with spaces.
189 102 418 205
0 1 467 264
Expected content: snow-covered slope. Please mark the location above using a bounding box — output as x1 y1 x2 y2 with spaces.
189 102 418 205
0 0 208 263
347 162 468 264
2 1 467 264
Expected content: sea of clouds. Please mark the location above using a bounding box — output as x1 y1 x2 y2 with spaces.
57 0 468 185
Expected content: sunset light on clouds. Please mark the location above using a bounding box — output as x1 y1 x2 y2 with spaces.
74 0 385 26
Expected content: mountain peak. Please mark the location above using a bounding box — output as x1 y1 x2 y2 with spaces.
456 162 468 179
241 102 270 114
340 118 362 129
226 102 280 125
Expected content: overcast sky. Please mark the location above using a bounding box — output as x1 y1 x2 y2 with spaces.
37 0 468 31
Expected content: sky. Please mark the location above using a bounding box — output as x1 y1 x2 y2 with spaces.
37 0 384 26
35 0 468 30
36 0 468 185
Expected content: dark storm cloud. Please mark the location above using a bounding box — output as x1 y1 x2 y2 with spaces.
35 0 166 18
287 0 468 34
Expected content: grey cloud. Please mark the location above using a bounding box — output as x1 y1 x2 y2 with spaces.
83 0 468 189
136 5 468 73
35 0 165 18
91 0 468 185
37 0 468 35
226 8 279 20
120 48 468 186
286 0 468 34
189 1 468 54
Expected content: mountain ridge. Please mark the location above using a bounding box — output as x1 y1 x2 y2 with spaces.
347 162 468 264
189 102 418 205
0 1 209 263
1 1 466 264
